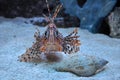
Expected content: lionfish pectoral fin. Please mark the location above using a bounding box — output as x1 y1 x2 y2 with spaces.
18 52 43 63
63 28 80 54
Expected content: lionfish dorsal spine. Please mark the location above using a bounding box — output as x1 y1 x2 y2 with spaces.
45 0 62 23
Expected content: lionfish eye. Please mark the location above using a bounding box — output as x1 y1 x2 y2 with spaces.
45 31 47 36
56 31 58 35
54 30 59 37
44 31 49 38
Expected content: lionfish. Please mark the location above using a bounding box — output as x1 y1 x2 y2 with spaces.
18 0 80 62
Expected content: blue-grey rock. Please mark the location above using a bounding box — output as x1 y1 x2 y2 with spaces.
60 0 117 33
52 54 108 77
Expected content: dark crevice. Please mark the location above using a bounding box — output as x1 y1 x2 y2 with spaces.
98 18 110 35
77 0 87 7
115 0 120 7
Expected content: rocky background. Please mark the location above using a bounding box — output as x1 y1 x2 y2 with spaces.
0 0 80 27
0 0 120 36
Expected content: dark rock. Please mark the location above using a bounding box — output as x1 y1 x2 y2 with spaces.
0 0 79 27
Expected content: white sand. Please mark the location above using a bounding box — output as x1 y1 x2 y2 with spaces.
0 17 120 80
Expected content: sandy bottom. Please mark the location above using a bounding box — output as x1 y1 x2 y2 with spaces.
0 17 120 80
